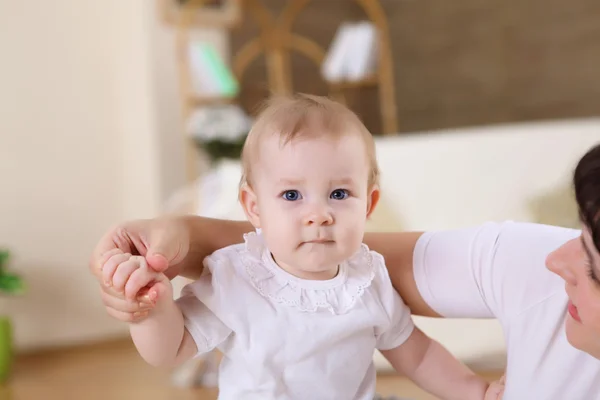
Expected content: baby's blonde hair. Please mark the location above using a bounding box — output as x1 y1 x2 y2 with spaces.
240 93 379 188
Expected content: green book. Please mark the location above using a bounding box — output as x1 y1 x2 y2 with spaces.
194 42 239 97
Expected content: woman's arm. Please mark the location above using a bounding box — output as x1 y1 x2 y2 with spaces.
363 231 440 317
90 216 252 322
183 217 439 317
182 217 253 280
91 216 438 320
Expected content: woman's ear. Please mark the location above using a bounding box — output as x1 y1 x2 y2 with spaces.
366 185 380 218
239 184 261 228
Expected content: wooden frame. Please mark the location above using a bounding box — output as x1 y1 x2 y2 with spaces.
232 0 398 134
160 0 242 27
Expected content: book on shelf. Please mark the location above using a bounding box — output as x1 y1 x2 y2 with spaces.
321 21 378 84
188 41 239 98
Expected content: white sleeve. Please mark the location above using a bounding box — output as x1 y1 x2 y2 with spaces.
413 221 580 322
372 251 416 350
175 263 233 355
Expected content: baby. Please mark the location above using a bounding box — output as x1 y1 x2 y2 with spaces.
103 94 501 399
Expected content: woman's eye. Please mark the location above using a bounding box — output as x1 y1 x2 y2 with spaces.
330 189 349 200
282 190 302 201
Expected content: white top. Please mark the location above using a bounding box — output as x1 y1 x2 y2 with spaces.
414 221 600 399
177 231 414 400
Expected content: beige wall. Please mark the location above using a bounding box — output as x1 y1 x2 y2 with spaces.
0 0 228 352
1 0 125 351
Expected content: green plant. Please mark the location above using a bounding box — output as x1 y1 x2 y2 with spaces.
194 135 247 166
0 250 24 296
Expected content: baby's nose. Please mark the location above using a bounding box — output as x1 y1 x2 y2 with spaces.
304 207 333 226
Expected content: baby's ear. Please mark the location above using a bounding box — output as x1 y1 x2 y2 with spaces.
239 184 261 228
366 185 380 218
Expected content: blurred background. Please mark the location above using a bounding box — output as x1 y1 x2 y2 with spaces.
0 0 599 399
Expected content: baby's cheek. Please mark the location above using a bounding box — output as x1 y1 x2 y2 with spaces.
263 204 296 227
268 235 287 252
264 228 296 255
338 229 363 257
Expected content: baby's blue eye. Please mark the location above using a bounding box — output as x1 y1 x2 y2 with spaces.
330 189 349 200
282 190 302 201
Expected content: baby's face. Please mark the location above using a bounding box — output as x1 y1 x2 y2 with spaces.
245 132 376 279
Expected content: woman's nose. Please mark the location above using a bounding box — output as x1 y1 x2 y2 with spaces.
546 239 578 285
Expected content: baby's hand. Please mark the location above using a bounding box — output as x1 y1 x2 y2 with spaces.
483 374 505 400
102 254 172 308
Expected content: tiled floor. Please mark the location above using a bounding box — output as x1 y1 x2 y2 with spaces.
1 339 502 400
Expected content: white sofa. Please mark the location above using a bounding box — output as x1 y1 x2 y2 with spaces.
171 117 600 371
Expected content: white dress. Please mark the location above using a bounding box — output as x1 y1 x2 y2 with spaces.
176 231 415 400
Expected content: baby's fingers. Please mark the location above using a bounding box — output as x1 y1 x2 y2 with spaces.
484 380 505 400
100 287 153 313
112 257 144 292
499 374 506 385
146 279 171 304
102 252 131 286
124 262 158 301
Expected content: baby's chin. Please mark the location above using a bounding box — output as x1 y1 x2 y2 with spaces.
294 255 344 272
274 251 332 267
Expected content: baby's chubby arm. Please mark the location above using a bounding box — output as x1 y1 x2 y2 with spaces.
104 255 197 368
372 250 503 400
381 327 491 400
129 288 198 368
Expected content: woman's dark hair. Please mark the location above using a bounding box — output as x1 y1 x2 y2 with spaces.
574 143 600 252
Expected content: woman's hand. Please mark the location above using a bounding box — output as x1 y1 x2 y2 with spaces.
89 217 190 322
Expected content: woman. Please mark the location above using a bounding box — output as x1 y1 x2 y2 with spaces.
91 143 600 398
